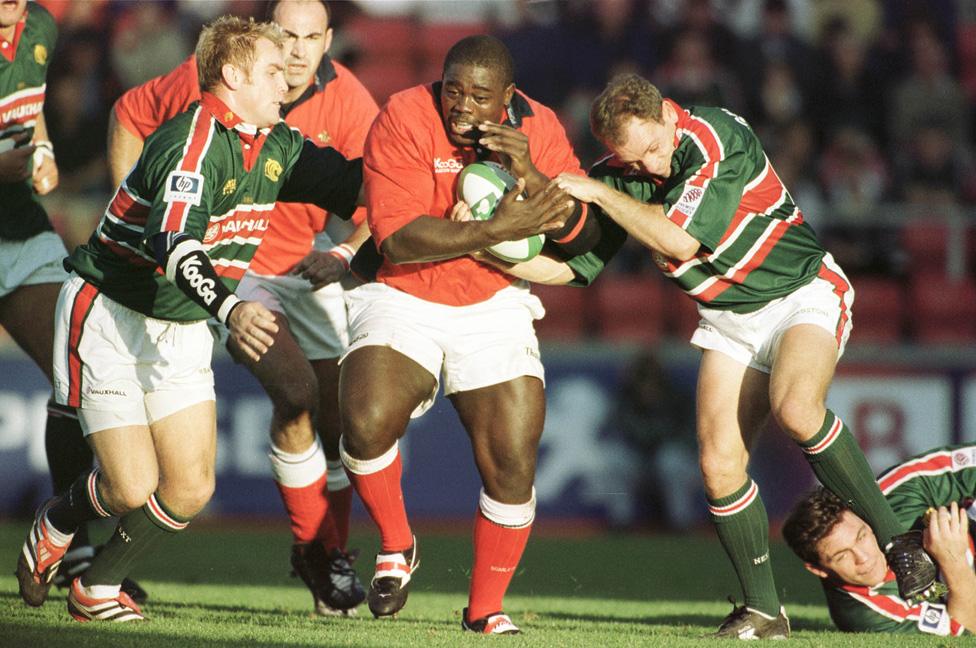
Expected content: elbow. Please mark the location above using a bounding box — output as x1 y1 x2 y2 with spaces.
664 238 700 263
379 236 412 264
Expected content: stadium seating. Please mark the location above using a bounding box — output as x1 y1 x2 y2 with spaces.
847 276 905 344
532 284 588 341
592 275 664 343
908 274 976 343
900 221 950 274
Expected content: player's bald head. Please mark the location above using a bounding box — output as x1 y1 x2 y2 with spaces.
442 35 515 87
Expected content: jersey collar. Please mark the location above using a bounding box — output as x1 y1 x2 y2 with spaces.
200 91 270 137
0 10 27 64
666 98 688 149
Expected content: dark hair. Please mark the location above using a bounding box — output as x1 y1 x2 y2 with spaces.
266 0 331 24
442 35 515 87
782 487 849 565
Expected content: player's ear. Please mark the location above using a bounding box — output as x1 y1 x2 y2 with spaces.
221 63 242 90
323 27 334 53
502 83 515 107
804 562 829 580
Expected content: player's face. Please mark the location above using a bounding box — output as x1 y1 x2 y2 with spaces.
608 107 678 179
0 0 27 29
238 37 287 128
440 63 514 147
812 511 888 587
274 0 332 94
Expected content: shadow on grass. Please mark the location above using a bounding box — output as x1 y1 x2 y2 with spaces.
540 609 835 633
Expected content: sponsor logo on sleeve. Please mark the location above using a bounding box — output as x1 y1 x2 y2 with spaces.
164 171 204 206
952 448 976 470
917 601 951 636
674 186 704 220
203 223 220 244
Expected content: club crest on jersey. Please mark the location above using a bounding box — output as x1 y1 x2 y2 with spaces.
316 130 331 145
221 178 237 196
164 171 204 206
203 223 221 244
34 44 47 65
264 158 283 182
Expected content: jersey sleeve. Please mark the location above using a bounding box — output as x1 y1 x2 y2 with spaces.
564 203 628 286
661 121 754 252
140 114 216 242
278 134 362 221
115 55 200 140
363 100 435 247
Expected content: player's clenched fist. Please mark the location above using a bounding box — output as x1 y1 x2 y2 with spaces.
227 301 279 361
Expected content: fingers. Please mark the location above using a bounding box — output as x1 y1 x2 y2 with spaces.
449 200 473 222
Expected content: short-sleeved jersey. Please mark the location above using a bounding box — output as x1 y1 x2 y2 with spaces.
364 82 585 306
823 445 976 636
0 3 55 240
114 54 377 275
67 92 359 321
587 100 826 313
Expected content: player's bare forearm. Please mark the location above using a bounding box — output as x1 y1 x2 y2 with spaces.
472 250 574 285
342 220 372 251
382 180 570 264
107 106 146 187
553 173 699 261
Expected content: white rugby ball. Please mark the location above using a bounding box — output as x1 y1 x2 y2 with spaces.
456 161 545 263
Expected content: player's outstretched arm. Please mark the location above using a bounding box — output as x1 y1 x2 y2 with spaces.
553 173 700 261
924 503 976 632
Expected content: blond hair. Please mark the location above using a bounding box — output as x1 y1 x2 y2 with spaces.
196 15 283 92
590 73 664 147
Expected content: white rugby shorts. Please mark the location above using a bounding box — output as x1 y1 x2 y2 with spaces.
343 281 546 418
0 231 69 298
690 253 854 373
52 276 216 435
236 270 349 360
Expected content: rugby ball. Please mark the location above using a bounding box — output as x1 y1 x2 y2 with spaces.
457 161 545 263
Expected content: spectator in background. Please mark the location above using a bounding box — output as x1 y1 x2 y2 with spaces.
656 29 744 114
889 20 970 154
43 74 109 195
110 1 189 88
812 19 888 147
895 120 976 206
768 118 825 231
606 351 700 531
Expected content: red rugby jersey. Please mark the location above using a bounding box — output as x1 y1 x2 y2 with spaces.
364 82 584 306
114 54 377 275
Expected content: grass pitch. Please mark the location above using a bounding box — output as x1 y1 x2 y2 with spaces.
0 520 968 647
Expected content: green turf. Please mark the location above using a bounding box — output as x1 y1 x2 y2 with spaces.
0 520 969 646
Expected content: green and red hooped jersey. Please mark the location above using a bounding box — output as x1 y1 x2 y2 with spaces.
586 101 829 314
0 2 55 240
66 93 309 322
823 445 976 636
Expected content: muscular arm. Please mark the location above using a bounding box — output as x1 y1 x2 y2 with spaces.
925 504 976 633
107 105 145 187
381 179 571 264
554 173 700 261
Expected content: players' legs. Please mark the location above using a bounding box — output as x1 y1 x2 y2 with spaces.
312 356 353 551
339 345 434 553
80 401 214 594
230 313 333 546
772 324 903 547
697 349 782 618
0 282 94 543
450 376 543 623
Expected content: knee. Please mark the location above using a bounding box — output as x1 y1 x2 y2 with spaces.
160 474 215 519
482 442 538 500
340 402 400 457
698 443 748 496
770 393 822 441
271 378 318 425
102 476 157 514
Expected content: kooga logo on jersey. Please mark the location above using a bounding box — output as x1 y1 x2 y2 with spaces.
180 255 218 305
433 157 463 174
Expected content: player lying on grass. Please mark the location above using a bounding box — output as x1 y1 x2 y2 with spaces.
784 444 976 636
16 15 362 623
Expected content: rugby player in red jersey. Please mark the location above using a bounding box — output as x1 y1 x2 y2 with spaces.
340 34 599 634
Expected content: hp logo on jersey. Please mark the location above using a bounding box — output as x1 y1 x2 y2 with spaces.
164 170 205 206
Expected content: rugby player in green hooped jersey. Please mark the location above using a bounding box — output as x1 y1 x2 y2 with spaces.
15 15 362 623
784 445 976 636
480 72 938 640
0 0 151 606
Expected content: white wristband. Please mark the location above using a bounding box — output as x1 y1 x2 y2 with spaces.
327 243 355 270
33 140 54 166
